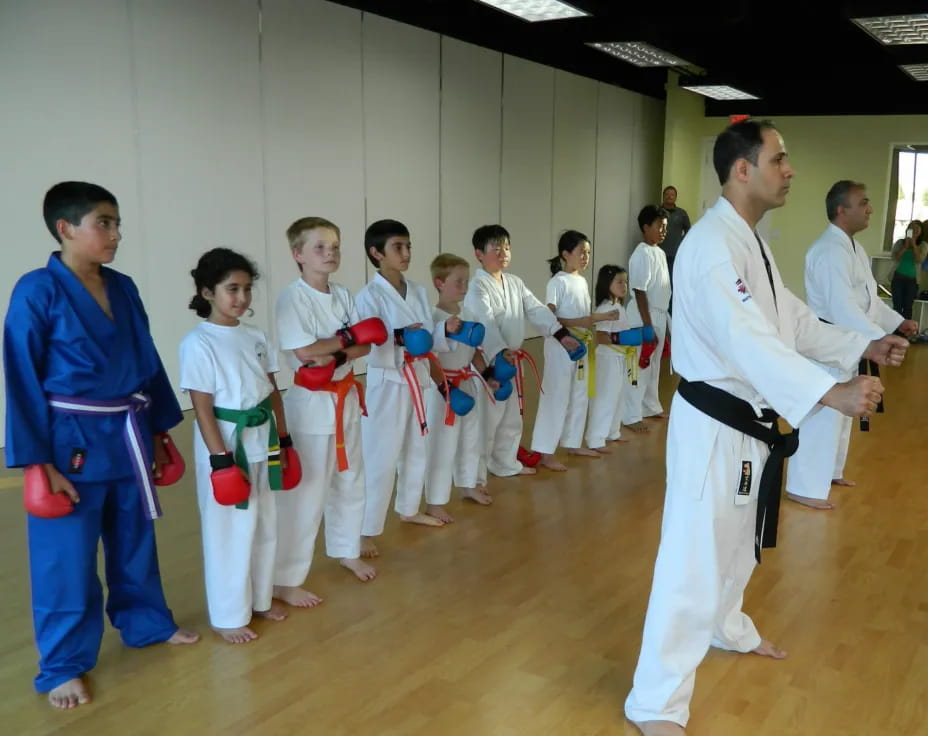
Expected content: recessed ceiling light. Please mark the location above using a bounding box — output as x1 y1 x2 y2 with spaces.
474 0 588 23
852 14 928 45
901 63 928 81
681 84 759 101
587 41 690 67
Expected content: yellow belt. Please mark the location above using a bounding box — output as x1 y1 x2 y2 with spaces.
604 343 639 386
568 327 597 398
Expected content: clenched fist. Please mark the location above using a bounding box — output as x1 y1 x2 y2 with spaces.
820 375 884 418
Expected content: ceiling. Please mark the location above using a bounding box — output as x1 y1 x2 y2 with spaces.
326 0 928 116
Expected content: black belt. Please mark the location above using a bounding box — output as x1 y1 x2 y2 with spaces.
819 318 883 431
677 378 799 563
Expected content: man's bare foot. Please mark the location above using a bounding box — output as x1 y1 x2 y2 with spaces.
166 628 200 645
608 437 630 443
753 639 787 658
645 412 668 420
539 453 568 471
625 421 650 434
361 536 379 558
400 512 444 527
48 677 91 709
426 504 455 523
254 603 288 621
518 466 537 475
590 445 612 455
630 720 686 735
214 626 258 644
340 557 377 581
273 585 323 608
831 478 856 487
786 492 835 510
567 447 602 458
462 487 493 505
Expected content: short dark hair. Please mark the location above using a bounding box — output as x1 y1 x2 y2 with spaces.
472 224 510 253
188 248 260 318
662 185 677 195
364 219 409 267
594 264 627 306
713 119 778 186
637 205 668 232
43 181 118 243
825 180 866 222
547 229 590 276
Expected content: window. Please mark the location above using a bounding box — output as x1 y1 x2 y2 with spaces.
890 148 928 243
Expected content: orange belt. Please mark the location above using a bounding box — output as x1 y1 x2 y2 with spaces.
512 348 543 417
401 351 448 436
441 367 495 426
293 369 366 472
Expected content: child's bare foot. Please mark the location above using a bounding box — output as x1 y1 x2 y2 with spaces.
591 446 612 455
462 487 493 505
340 557 377 581
539 453 567 471
625 421 650 433
166 628 200 645
273 585 323 608
608 437 630 444
831 477 856 487
48 677 91 709
361 536 379 558
567 447 601 458
400 512 444 527
786 492 835 510
630 720 686 735
518 466 537 475
214 626 258 644
254 603 288 621
752 639 787 658
426 504 455 523
645 412 668 420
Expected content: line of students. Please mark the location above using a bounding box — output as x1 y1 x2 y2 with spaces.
4 179 670 709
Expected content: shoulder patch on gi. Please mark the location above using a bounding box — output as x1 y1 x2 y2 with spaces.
735 278 751 303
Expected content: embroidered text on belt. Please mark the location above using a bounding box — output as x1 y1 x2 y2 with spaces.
48 392 162 520
293 369 367 471
605 344 639 385
213 396 282 509
512 348 543 417
401 350 448 435
677 378 799 563
441 366 495 426
568 327 596 398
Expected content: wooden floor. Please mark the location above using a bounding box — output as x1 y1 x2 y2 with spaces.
2 339 928 735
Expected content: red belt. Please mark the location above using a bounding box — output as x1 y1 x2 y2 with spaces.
441 366 495 426
401 351 448 435
293 369 366 472
512 348 543 416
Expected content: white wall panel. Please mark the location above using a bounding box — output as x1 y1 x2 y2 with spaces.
130 0 265 408
440 37 503 269
362 13 441 288
627 96 666 259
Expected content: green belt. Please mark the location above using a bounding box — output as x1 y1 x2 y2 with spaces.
213 396 282 509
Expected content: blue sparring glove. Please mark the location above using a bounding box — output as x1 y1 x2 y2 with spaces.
441 385 475 416
641 325 656 343
554 327 587 362
394 327 433 357
448 320 485 347
610 327 642 346
493 379 513 402
491 351 517 383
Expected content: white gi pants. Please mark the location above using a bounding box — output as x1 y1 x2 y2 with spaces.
625 394 764 727
275 393 365 586
195 457 276 629
530 337 589 454
585 345 626 448
480 388 524 479
627 310 668 421
361 376 431 536
424 385 482 503
833 414 852 479
785 404 850 501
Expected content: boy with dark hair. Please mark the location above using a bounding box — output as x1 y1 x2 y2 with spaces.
4 181 198 709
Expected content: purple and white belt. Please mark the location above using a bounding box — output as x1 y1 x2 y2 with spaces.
48 392 162 520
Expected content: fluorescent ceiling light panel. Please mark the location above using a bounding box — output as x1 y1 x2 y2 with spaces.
901 63 928 81
852 14 928 45
681 84 759 101
474 0 588 22
587 41 690 67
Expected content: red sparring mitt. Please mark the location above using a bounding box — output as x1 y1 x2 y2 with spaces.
639 340 658 369
279 434 302 490
662 333 671 359
154 432 185 486
210 453 251 506
23 464 74 518
297 360 336 389
336 317 388 348
517 445 542 468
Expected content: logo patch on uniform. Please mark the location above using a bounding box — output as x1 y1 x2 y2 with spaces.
737 461 752 496
69 448 87 474
736 278 751 303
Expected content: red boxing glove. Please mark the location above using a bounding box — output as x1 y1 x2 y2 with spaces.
210 454 251 506
279 435 302 490
23 464 74 518
296 360 336 389
639 340 658 369
336 318 388 348
662 333 671 359
517 445 542 468
154 432 185 486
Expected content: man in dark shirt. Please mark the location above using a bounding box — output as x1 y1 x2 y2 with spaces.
659 186 691 283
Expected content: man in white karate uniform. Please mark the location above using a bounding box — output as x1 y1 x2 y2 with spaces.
785 181 918 510
625 120 909 736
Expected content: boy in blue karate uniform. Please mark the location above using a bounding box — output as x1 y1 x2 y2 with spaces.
3 181 199 709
